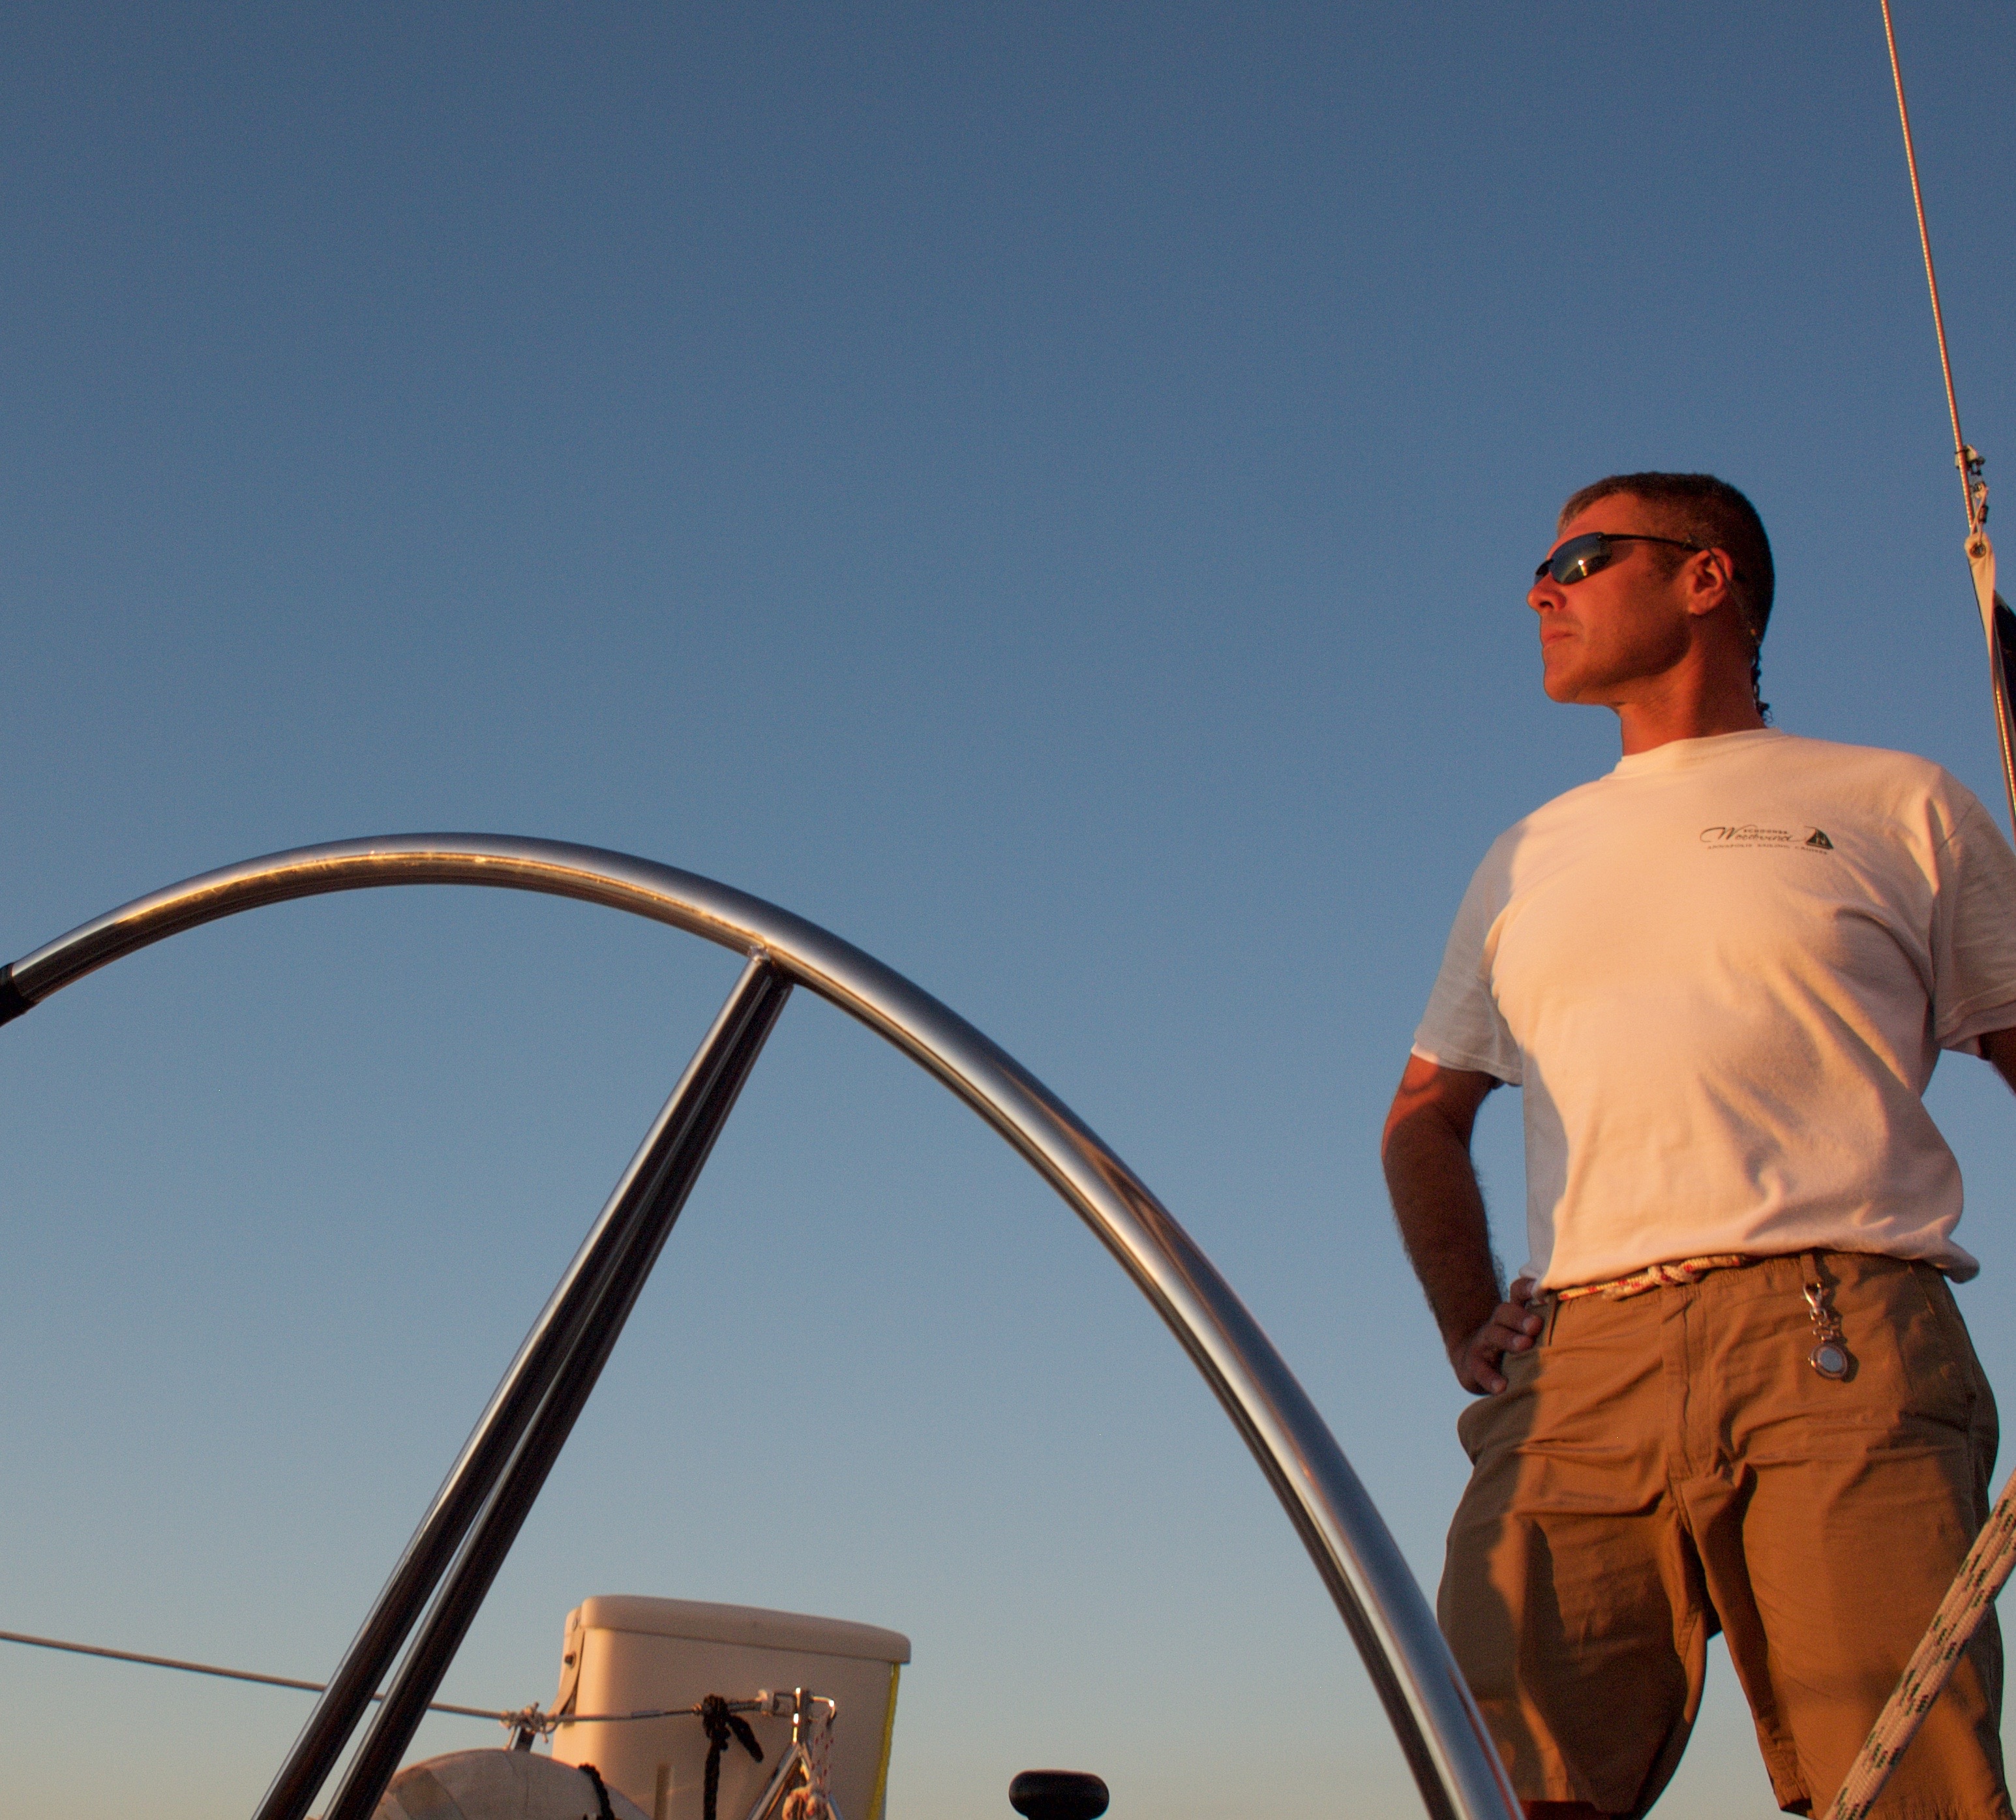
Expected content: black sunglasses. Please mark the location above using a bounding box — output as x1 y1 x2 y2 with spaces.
1535 531 1704 586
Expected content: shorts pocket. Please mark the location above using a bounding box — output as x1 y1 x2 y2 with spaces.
1833 1258 1978 1434
1455 1345 1540 1467
1903 1264 1985 1429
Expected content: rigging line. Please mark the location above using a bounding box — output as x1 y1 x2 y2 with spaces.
1879 0 1979 533
0 1627 507 1723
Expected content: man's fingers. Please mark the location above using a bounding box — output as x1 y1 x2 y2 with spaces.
1453 1331 1507 1395
1455 1295 1546 1394
1486 1298 1544 1352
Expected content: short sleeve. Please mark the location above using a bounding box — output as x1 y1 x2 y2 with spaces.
1929 784 2016 1052
1411 841 1524 1084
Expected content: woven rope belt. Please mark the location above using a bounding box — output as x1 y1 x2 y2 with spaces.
1548 1254 1752 1302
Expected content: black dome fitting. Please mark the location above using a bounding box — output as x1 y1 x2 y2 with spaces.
1008 1768 1110 1820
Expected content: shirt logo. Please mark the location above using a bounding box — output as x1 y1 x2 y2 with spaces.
1698 824 1835 850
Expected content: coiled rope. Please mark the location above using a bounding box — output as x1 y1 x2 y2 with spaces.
577 1763 620 1820
1826 10 2015 1819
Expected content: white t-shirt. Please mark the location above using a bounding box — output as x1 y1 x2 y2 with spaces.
1411 729 2016 1288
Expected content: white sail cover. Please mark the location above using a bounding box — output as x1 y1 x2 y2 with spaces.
372 1748 650 1820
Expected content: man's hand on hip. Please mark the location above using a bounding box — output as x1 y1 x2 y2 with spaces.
1451 1279 1542 1395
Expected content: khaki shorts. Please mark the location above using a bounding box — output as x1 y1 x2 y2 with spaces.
1439 1251 2008 1818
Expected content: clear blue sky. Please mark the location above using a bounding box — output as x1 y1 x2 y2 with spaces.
2 5 2012 1815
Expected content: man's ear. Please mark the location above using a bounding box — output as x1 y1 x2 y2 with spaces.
1682 546 1736 619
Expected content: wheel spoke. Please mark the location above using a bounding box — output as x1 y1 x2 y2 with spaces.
255 956 792 1820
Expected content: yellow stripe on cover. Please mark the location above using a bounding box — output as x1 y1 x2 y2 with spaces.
865 1662 901 1820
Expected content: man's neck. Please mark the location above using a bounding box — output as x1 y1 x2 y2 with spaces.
1615 700 1768 756
1612 671 1768 756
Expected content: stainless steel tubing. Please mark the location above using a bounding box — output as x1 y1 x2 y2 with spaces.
248 953 790 1820
318 957 792 1820
2 836 1518 1820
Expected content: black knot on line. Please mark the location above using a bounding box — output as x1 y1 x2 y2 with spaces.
700 1693 764 1820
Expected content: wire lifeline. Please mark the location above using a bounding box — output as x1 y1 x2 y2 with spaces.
1878 0 1983 534
1880 0 2013 831
0 1626 506 1723
0 1623 782 1753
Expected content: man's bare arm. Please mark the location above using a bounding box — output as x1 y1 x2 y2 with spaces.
1381 1054 1540 1394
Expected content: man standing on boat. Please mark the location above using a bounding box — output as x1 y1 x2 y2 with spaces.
1383 472 2016 1819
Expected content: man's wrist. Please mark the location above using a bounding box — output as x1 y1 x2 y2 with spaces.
1441 1294 1500 1356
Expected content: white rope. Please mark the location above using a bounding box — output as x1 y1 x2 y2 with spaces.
1826 1482 2016 1818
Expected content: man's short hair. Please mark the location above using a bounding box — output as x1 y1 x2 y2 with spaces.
1558 471 1775 648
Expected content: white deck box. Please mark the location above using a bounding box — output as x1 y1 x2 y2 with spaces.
548 1597 910 1820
